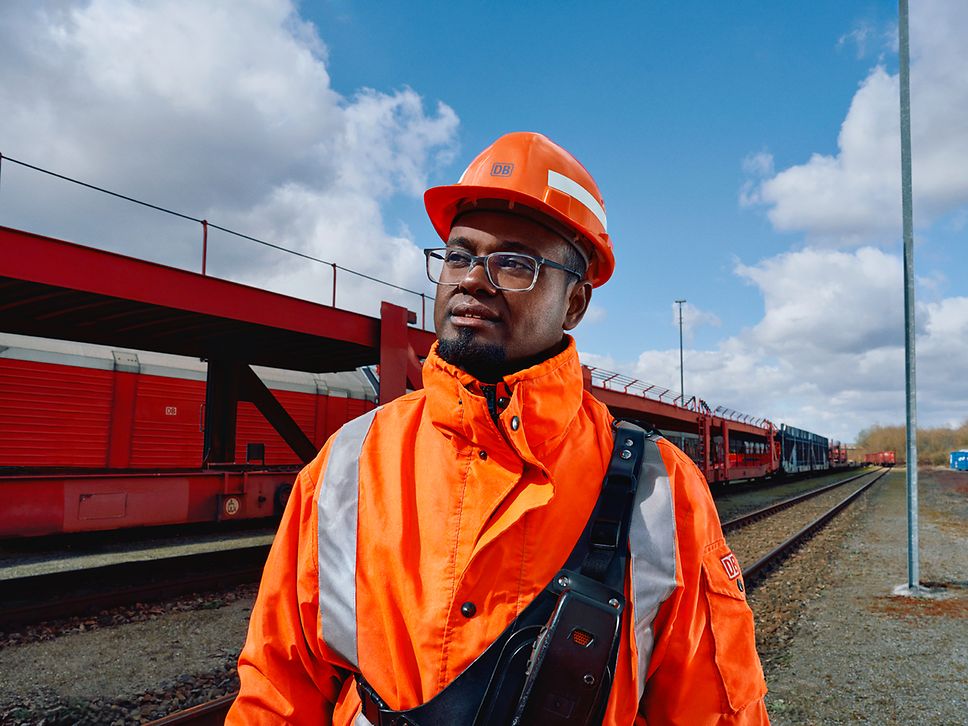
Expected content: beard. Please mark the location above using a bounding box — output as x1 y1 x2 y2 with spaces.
436 329 508 383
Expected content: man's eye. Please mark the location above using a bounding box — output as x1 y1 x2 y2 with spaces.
496 255 534 272
444 251 471 266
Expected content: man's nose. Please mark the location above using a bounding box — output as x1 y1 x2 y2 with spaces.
457 258 497 294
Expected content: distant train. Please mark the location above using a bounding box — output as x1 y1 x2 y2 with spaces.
864 451 897 466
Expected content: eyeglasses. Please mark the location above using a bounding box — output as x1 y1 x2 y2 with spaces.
424 247 582 292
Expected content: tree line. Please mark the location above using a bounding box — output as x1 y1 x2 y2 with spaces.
855 420 968 465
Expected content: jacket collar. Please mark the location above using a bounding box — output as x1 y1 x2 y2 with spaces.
422 336 585 466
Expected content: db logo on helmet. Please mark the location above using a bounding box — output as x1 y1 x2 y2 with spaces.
490 162 514 177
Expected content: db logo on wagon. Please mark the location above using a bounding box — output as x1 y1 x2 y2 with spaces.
223 496 241 516
720 553 741 580
490 162 514 177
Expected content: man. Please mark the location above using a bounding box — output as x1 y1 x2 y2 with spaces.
227 132 768 724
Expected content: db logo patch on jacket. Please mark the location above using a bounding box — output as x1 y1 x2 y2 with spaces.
720 553 741 580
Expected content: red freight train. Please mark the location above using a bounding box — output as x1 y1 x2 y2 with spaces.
0 333 376 536
864 451 897 466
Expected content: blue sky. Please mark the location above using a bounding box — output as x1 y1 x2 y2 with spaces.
311 0 886 354
1 0 965 442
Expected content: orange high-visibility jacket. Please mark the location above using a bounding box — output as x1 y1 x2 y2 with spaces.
227 339 768 725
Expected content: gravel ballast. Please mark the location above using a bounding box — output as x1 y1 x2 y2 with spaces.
1 468 963 724
758 468 967 724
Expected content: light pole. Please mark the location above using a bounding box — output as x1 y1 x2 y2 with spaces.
675 299 686 407
899 0 920 593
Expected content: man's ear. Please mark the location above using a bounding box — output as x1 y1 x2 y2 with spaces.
563 281 593 331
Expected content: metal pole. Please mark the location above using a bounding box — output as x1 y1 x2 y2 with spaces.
899 0 920 591
201 220 208 276
675 299 686 407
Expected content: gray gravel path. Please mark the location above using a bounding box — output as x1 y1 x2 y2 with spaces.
762 468 967 725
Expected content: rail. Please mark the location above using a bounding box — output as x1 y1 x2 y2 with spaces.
720 468 876 533
743 467 889 585
0 153 436 329
145 693 237 725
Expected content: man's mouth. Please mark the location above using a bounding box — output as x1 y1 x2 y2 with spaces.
450 302 500 326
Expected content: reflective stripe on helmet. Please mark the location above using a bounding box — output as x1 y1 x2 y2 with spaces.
317 407 379 669
547 169 608 232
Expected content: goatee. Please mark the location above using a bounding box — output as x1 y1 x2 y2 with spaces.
437 329 508 383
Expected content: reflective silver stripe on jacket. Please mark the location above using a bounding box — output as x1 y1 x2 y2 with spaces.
629 435 678 699
317 407 379 670
317 416 677 708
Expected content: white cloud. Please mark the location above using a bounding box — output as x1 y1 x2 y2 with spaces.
591 247 967 442
837 20 896 60
0 0 458 318
743 0 968 243
837 22 876 59
742 151 774 178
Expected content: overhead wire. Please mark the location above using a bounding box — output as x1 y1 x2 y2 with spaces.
0 154 435 302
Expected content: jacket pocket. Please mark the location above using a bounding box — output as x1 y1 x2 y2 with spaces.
701 541 767 712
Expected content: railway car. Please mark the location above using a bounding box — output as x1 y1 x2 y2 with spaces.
864 451 896 466
779 424 830 473
0 333 376 536
829 441 849 467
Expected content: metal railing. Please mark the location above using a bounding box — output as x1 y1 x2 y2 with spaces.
585 365 706 411
585 364 774 429
712 405 772 428
0 153 436 330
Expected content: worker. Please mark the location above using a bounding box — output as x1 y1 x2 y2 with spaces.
226 132 769 725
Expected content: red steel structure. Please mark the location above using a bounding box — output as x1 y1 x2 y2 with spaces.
0 225 434 536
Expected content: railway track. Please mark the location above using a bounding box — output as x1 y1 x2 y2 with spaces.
733 467 889 586
0 544 269 630
720 467 879 533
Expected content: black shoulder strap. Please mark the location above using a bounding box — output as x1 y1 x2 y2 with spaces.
356 421 649 726
566 420 647 586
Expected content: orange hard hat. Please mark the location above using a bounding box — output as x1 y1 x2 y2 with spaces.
424 132 615 286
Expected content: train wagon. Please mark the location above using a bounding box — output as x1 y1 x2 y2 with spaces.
779 424 830 473
0 333 376 536
864 451 897 466
829 441 848 467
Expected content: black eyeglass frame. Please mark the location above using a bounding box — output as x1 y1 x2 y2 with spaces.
423 247 583 292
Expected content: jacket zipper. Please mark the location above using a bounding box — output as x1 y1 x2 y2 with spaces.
481 384 500 426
